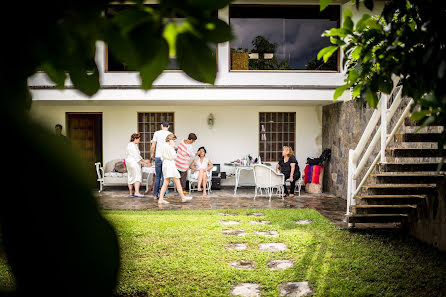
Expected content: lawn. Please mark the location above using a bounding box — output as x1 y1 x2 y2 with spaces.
1 208 446 296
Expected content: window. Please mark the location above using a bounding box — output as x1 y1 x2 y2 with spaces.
229 5 340 71
137 112 175 159
259 112 296 162
105 5 218 72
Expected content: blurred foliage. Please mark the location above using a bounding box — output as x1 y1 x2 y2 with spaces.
0 0 233 296
318 0 446 156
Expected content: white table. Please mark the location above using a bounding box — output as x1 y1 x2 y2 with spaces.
226 164 255 195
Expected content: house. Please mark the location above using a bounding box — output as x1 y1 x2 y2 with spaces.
28 0 383 187
27 0 446 250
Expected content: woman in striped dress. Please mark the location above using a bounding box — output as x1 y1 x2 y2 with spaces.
175 133 197 194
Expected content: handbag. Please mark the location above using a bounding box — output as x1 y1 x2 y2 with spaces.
114 160 127 173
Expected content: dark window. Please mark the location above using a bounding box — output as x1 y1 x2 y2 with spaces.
137 112 174 159
106 5 217 72
230 5 340 71
259 112 296 162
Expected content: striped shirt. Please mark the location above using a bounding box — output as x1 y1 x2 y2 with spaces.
175 140 194 172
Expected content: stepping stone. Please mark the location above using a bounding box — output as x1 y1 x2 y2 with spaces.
231 283 261 297
223 230 246 236
254 230 279 237
267 260 294 270
295 220 313 225
249 220 271 225
278 282 314 297
259 243 288 251
231 260 254 270
220 213 239 216
221 220 241 225
227 243 248 250
247 213 264 217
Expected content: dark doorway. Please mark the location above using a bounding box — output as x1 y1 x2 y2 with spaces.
67 113 103 185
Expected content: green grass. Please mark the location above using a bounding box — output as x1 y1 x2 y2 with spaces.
1 209 446 296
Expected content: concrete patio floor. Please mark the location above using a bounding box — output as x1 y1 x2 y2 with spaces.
95 186 347 227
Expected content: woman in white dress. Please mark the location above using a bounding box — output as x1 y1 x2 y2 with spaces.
158 134 192 204
189 147 213 196
125 133 151 197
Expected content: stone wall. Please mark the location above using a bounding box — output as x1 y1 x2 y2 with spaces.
409 178 446 251
321 99 375 199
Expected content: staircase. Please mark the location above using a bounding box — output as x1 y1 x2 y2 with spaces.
345 84 445 228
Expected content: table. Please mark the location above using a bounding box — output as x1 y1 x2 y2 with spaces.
225 163 255 195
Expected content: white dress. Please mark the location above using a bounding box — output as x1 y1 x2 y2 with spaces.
125 142 142 184
190 157 209 179
161 143 181 179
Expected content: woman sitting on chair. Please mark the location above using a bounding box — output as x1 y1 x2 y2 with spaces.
189 147 213 196
276 146 300 198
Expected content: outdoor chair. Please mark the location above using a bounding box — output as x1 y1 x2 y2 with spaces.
253 164 285 201
188 169 212 193
95 160 151 192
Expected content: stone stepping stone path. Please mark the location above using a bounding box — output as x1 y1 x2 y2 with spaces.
258 242 288 251
223 230 246 236
267 260 294 271
231 283 260 297
225 213 314 296
231 260 255 270
227 243 248 250
295 220 313 225
249 220 271 225
221 220 241 225
246 212 265 216
254 230 279 237
278 282 314 297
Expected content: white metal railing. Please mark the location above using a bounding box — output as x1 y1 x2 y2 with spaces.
346 81 415 222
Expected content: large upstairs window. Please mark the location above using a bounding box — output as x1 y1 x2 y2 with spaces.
229 5 340 71
105 5 218 72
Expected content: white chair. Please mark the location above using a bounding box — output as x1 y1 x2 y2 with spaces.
253 164 285 201
95 160 151 192
188 169 212 193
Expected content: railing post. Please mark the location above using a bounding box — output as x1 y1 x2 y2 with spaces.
347 149 355 215
380 94 388 163
347 149 356 228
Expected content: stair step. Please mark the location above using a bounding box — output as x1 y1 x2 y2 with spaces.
356 194 426 199
386 148 446 158
371 172 445 184
346 214 409 224
351 204 417 214
379 162 446 172
404 117 443 127
363 184 437 195
363 184 436 188
394 133 442 142
356 194 426 205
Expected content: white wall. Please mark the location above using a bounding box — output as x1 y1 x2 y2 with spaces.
30 104 322 185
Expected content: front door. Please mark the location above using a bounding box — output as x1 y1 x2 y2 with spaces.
67 113 103 185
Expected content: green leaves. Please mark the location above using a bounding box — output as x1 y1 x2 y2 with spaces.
176 33 217 84
317 46 339 63
139 39 170 89
320 0 333 11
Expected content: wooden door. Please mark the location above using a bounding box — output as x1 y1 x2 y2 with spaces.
67 113 103 184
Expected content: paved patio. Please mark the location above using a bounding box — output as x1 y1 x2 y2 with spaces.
95 186 347 227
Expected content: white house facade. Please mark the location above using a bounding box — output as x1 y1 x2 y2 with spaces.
28 0 385 187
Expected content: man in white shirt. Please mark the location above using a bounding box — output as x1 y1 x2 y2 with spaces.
150 120 172 198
